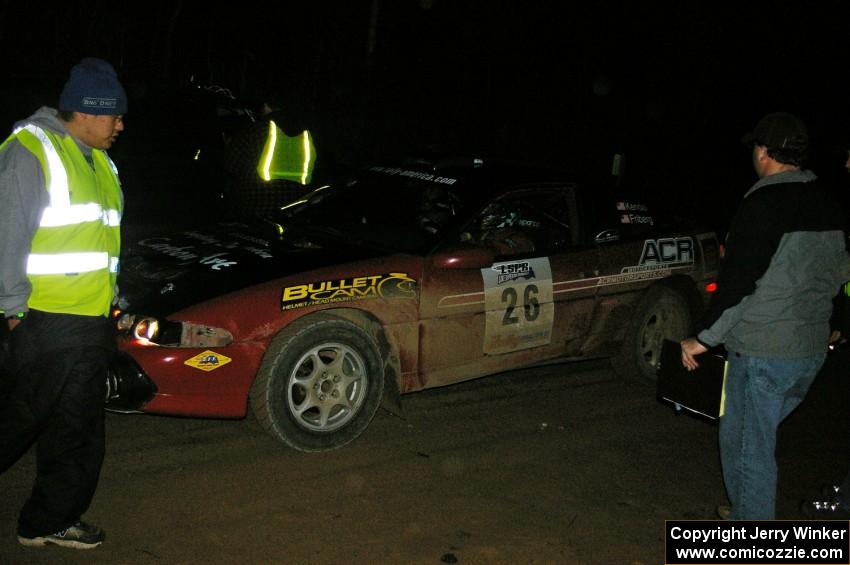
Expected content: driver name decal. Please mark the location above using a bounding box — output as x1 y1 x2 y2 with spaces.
281 273 417 310
616 201 654 225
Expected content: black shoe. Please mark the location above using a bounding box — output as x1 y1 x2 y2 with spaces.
18 521 105 549
801 499 850 520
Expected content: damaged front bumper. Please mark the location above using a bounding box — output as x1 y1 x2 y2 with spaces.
105 352 157 413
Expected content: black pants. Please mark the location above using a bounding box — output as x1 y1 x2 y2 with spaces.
0 310 112 537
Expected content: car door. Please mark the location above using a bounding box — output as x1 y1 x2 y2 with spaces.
417 185 600 389
586 196 697 352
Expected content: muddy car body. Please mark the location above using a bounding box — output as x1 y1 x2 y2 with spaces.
109 158 720 451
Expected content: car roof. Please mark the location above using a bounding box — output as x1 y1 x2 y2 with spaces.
364 156 579 195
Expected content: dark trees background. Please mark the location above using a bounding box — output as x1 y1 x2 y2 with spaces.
2 1 849 231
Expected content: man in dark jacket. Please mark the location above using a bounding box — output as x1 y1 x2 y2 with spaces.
681 112 850 520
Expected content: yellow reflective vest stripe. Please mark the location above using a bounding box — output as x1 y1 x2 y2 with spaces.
10 123 122 316
256 120 316 185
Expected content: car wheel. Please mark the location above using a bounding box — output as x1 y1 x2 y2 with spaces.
250 315 384 452
612 285 691 382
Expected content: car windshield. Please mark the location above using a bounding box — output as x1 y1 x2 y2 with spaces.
275 166 480 254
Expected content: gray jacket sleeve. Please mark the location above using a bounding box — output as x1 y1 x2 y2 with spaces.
0 140 48 316
697 293 752 347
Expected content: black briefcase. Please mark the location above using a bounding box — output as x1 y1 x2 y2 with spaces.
656 339 727 420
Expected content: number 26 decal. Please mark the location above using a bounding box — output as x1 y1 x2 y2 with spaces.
501 284 540 325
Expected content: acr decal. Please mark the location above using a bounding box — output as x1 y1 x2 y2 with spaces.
281 273 417 310
636 236 694 269
184 350 232 372
596 236 695 287
481 258 554 355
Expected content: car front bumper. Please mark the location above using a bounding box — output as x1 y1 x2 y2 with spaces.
105 352 158 413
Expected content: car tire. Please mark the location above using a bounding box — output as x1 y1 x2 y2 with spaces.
250 315 385 452
611 284 692 382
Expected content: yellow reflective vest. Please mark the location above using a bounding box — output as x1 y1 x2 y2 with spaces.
5 124 122 317
256 120 316 185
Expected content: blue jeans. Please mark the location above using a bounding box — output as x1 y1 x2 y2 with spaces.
719 352 825 520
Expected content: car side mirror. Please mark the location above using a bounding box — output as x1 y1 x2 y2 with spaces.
594 229 620 244
431 244 496 270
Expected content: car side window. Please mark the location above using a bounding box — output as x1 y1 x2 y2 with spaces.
466 188 577 256
417 185 463 236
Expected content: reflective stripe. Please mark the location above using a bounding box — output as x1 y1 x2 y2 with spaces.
257 121 315 185
39 203 121 227
104 153 119 176
259 121 276 181
301 131 312 185
13 122 123 316
40 203 101 226
103 208 121 226
27 252 109 275
14 124 70 208
14 125 121 229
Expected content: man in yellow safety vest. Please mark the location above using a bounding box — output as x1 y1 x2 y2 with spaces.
0 57 127 550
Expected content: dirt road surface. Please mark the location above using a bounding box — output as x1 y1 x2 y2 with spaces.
2 351 848 565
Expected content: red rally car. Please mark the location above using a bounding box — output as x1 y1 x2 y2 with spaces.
108 158 720 452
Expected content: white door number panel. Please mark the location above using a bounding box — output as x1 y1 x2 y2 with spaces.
481 257 554 355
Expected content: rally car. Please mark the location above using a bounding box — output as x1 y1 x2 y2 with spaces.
108 157 720 451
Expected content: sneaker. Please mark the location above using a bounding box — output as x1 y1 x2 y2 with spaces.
18 521 105 549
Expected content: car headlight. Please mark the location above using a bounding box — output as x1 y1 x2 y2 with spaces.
133 317 162 342
115 313 233 347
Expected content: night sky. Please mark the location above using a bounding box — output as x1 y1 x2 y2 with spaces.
2 1 850 231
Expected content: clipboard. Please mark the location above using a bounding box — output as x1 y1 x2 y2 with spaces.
656 339 727 420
